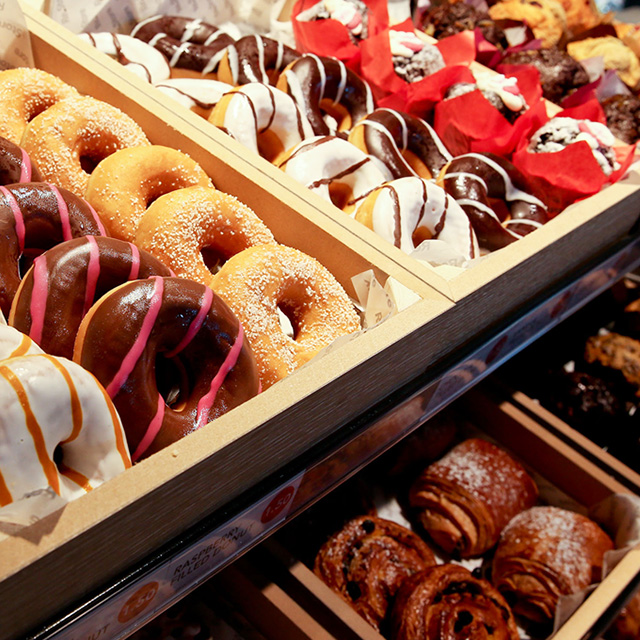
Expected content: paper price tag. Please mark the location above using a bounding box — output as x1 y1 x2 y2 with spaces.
0 0 34 69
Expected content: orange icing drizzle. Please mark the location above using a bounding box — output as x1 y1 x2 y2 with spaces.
10 334 33 358
0 365 60 494
97 381 132 469
47 356 83 445
58 461 92 492
0 469 12 506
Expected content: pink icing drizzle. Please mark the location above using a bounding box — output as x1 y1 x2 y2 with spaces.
106 276 164 397
87 202 107 236
83 236 101 316
401 38 424 52
127 243 141 280
28 255 49 344
0 186 25 253
49 184 72 241
131 393 165 462
195 323 245 431
19 148 32 182
164 287 213 358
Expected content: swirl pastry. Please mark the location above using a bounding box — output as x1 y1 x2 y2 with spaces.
314 515 437 631
390 564 520 640
492 506 614 623
409 438 538 558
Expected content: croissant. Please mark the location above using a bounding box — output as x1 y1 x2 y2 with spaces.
409 438 538 557
390 563 520 640
314 515 437 630
492 506 614 623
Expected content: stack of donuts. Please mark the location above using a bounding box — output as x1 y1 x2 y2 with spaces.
77 11 633 260
0 65 361 519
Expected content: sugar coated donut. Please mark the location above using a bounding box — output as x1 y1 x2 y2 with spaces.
74 276 260 461
211 244 361 389
78 33 171 84
85 145 212 242
348 108 452 180
0 182 106 317
21 95 150 198
0 324 43 360
10 236 173 359
0 135 42 185
208 83 314 163
217 35 300 86
0 354 131 506
154 78 231 118
437 152 549 251
131 15 236 77
135 186 275 285
279 135 387 213
277 54 375 135
355 177 479 259
0 68 79 144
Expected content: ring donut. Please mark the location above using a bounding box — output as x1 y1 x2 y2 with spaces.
437 152 549 251
9 236 173 359
74 276 260 461
217 35 300 86
0 68 79 144
0 354 131 507
0 182 106 317
21 95 150 198
348 108 452 180
78 33 171 84
211 243 361 389
135 186 275 284
208 83 314 163
85 145 212 242
154 78 231 118
278 135 387 214
131 15 236 78
0 324 43 360
277 54 375 135
354 177 479 259
0 135 42 185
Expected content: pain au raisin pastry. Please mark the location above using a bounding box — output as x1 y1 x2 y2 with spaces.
314 515 437 631
390 564 520 640
409 438 538 558
492 506 614 623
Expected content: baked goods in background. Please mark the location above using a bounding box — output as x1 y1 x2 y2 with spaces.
74 276 261 461
584 332 640 392
389 30 445 83
492 505 614 623
211 243 361 390
0 181 106 317
488 0 568 47
314 515 437 631
409 438 539 557
9 236 172 359
601 93 640 144
0 353 131 507
390 563 520 640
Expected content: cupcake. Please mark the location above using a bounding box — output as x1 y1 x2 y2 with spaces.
390 30 445 83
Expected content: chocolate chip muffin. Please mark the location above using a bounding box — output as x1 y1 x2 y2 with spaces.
601 93 640 145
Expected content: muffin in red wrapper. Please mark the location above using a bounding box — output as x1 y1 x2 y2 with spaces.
291 0 390 72
512 100 636 215
427 66 546 157
361 28 476 111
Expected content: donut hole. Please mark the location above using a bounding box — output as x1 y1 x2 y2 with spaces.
156 354 191 411
277 301 298 339
402 150 432 179
328 182 355 212
257 130 286 164
18 248 43 277
412 225 435 247
319 99 352 132
488 198 510 222
201 247 226 275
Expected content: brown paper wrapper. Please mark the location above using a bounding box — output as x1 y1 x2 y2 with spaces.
511 101 636 215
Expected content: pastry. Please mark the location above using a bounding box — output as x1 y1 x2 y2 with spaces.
389 30 445 83
601 93 640 144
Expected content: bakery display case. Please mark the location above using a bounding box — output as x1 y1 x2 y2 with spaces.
2 1 640 639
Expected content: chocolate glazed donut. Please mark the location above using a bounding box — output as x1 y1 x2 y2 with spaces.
390 564 520 640
74 276 260 461
438 152 548 252
218 35 300 85
10 236 172 359
0 135 42 185
349 108 452 180
131 15 236 76
0 182 105 317
277 54 375 135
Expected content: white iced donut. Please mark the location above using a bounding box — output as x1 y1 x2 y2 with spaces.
0 324 43 360
209 83 314 163
154 78 232 118
78 33 171 84
0 354 131 507
278 135 388 213
354 177 479 259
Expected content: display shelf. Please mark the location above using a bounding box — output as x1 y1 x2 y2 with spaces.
20 232 640 640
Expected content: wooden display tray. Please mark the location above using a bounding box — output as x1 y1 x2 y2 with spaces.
27 0 640 332
233 388 640 640
0 12 466 640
